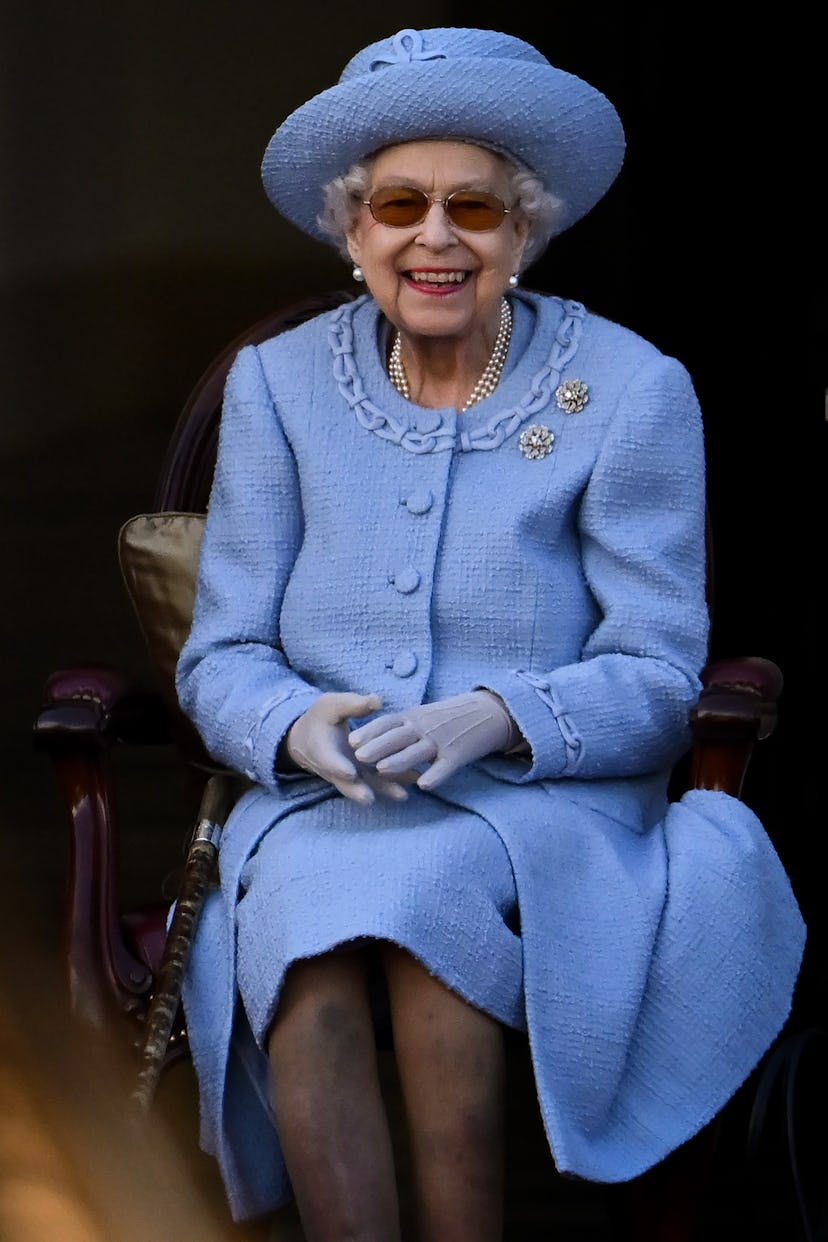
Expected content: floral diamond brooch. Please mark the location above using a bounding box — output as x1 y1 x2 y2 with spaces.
519 424 555 460
555 378 589 414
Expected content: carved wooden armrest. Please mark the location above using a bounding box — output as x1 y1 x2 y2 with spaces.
690 656 784 795
33 663 172 753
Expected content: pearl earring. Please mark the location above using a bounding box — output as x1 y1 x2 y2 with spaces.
352 265 364 282
508 273 519 288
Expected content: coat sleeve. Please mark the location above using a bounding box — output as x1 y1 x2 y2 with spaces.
479 353 710 783
175 344 321 790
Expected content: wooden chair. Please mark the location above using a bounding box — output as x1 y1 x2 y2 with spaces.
33 289 786 1240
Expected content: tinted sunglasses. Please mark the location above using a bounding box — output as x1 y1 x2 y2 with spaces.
363 186 511 231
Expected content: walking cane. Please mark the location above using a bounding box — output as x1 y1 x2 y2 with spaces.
131 770 239 1114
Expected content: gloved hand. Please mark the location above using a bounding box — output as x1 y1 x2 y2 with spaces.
286 692 414 804
349 690 521 792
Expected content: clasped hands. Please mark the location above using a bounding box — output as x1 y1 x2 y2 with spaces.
285 690 519 804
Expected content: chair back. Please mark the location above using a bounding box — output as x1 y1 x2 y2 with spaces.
154 291 356 513
118 291 356 765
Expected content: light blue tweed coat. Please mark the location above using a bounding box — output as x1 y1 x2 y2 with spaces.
177 291 805 1221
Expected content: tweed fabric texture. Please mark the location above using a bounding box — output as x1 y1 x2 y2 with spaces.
176 292 805 1221
236 789 523 1044
261 27 626 241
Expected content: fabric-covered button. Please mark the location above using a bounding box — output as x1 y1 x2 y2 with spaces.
390 567 421 594
390 651 418 678
401 488 434 515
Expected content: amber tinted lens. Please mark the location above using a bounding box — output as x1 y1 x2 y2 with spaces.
367 187 508 230
368 187 431 226
444 191 507 230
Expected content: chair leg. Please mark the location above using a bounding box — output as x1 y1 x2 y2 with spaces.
604 1120 720 1242
49 748 153 1028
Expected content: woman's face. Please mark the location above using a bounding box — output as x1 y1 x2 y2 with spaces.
346 140 528 342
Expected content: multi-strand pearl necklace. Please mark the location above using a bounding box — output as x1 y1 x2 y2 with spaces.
388 297 513 413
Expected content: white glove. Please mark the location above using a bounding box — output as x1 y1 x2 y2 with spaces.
286 692 413 804
349 690 521 792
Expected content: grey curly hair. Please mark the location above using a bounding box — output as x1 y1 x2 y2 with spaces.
317 149 564 271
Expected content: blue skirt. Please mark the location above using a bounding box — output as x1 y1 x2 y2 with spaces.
184 779 804 1221
234 787 525 1048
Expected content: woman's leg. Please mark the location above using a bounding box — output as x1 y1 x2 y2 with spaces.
380 944 506 1242
267 950 401 1242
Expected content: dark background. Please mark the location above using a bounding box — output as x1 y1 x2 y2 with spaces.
1 4 824 1226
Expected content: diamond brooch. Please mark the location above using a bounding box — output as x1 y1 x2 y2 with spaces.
555 378 589 413
519 377 589 459
519 424 555 460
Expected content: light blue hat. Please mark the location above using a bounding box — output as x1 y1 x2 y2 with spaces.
262 27 626 243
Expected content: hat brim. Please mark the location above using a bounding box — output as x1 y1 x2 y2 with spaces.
262 57 625 241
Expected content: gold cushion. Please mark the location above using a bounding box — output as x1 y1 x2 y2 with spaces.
118 512 206 710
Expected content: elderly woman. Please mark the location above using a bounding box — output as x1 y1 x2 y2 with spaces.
176 26 804 1242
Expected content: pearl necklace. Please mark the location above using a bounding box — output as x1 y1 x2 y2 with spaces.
388 297 513 412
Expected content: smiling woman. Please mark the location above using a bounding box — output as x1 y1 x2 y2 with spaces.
171 24 805 1242
341 141 528 410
